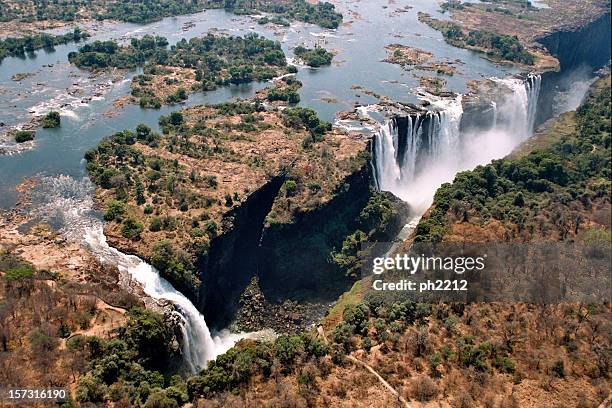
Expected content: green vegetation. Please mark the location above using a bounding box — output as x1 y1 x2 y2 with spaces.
170 33 289 86
1 0 341 28
14 130 35 143
293 45 333 67
74 307 184 405
69 33 293 106
67 35 169 70
0 0 204 24
41 111 61 128
331 192 396 277
150 240 199 298
281 106 332 147
99 0 203 24
415 78 611 242
266 76 301 104
257 15 290 26
215 0 343 29
419 13 535 65
1 253 36 281
0 28 89 63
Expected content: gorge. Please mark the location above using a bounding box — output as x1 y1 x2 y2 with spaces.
0 1 610 403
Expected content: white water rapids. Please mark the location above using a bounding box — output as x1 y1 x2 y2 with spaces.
373 74 542 214
28 175 266 374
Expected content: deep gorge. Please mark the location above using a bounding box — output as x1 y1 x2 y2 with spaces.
197 11 611 331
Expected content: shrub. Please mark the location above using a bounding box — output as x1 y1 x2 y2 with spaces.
343 303 370 335
104 200 126 221
552 360 565 377
121 218 143 239
41 111 61 128
76 374 107 403
411 375 438 402
4 265 35 280
144 389 178 408
274 335 305 368
14 130 35 143
149 217 162 231
284 180 298 197
362 336 372 352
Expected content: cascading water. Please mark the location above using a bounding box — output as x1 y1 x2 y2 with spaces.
492 74 541 140
28 175 259 374
373 75 541 214
83 228 218 373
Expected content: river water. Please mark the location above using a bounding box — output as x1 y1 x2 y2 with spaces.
0 0 519 208
0 0 571 371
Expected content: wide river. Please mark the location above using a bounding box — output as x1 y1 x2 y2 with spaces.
0 0 520 209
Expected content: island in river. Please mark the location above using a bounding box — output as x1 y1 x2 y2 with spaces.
0 0 610 407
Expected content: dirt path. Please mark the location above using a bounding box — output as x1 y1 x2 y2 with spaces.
317 325 411 408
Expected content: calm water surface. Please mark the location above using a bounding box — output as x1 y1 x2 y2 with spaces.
0 0 517 208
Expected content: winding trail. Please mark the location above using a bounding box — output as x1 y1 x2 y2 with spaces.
317 325 411 408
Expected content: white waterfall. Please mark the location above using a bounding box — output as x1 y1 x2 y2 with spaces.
83 227 223 373
492 74 541 140
28 175 257 374
373 75 541 213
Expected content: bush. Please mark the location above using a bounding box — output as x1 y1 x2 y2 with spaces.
552 360 565 377
121 218 144 240
41 111 61 128
14 130 35 143
149 217 162 231
284 180 298 197
119 308 174 370
4 265 35 280
76 374 107 403
343 303 370 335
104 200 126 221
144 389 178 408
274 335 305 368
411 375 438 402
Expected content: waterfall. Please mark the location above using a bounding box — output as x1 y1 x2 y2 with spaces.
490 74 541 139
28 175 252 374
526 74 542 133
373 75 541 213
83 228 219 373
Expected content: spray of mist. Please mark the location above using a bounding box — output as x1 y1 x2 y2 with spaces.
374 75 541 214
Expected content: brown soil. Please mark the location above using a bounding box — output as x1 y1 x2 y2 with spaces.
96 101 370 272
425 0 610 70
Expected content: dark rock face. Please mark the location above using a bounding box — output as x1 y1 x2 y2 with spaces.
199 174 286 330
199 162 409 330
535 12 611 125
537 12 611 73
233 276 330 334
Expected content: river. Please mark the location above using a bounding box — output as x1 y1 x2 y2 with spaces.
0 0 592 372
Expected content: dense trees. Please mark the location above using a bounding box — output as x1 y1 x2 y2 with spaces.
0 28 89 63
68 35 169 69
74 307 184 405
282 107 332 146
414 79 611 242
100 0 203 24
216 0 343 29
69 33 294 106
293 45 333 67
266 76 302 104
420 14 535 65
0 0 204 24
2 0 342 28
